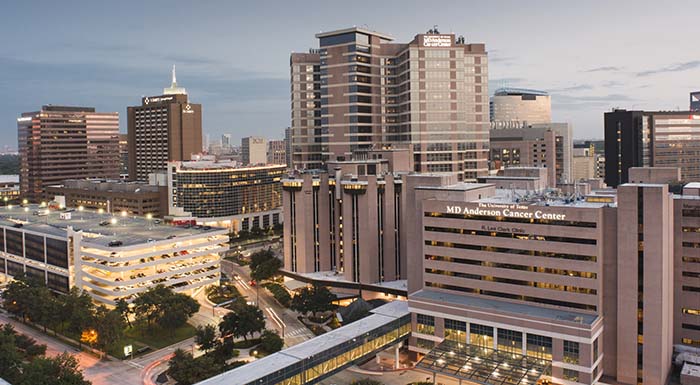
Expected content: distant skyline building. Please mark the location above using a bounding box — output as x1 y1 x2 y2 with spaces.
221 133 231 147
127 67 202 181
691 91 700 111
284 127 292 168
267 139 286 165
17 105 120 201
241 136 267 165
489 122 573 186
604 109 700 187
290 26 489 181
490 87 551 128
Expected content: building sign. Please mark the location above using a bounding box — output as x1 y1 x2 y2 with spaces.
445 202 566 220
143 96 174 105
183 104 194 114
423 35 452 47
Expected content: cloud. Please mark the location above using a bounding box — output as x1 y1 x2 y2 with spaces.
583 66 623 73
551 93 636 110
601 80 624 88
636 60 700 77
550 84 594 92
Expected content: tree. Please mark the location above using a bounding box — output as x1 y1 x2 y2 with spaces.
168 349 221 385
94 306 125 352
195 324 217 354
259 329 283 354
219 304 265 341
63 288 95 342
27 285 55 333
249 249 282 282
290 285 337 318
132 285 200 330
158 293 200 331
2 275 34 322
0 327 23 383
17 352 91 385
114 298 132 328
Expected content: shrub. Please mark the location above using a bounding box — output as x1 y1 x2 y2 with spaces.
263 282 291 307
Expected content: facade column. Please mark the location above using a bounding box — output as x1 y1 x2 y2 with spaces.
493 327 498 350
394 344 400 369
466 322 470 345
522 332 527 356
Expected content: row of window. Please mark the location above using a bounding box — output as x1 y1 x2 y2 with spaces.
426 254 597 279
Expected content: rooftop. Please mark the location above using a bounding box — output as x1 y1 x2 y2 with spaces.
494 87 549 97
410 289 598 326
476 189 611 209
0 204 226 248
315 26 393 41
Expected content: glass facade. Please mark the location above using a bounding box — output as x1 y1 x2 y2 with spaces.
243 315 410 385
174 165 284 218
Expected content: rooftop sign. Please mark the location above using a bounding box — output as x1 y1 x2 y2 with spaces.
445 202 566 220
423 35 452 47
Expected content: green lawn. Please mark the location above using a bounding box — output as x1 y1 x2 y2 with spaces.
124 323 197 350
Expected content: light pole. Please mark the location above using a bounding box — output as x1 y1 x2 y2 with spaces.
146 213 153 230
23 207 28 222
78 205 84 221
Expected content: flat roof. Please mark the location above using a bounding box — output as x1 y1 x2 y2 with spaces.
475 189 610 208
0 205 226 247
410 289 598 326
315 27 393 41
198 301 409 385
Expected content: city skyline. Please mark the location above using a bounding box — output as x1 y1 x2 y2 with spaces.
2 0 699 148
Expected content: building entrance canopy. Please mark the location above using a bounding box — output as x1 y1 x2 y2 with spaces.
417 340 551 385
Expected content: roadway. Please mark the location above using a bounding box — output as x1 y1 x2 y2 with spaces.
221 259 315 346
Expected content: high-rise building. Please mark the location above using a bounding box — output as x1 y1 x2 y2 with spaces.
604 109 700 187
221 134 231 147
691 91 700 111
241 136 267 165
290 27 489 181
489 123 573 186
572 143 596 181
267 139 286 165
118 133 129 176
127 66 202 181
490 87 552 128
284 127 292 168
17 105 120 201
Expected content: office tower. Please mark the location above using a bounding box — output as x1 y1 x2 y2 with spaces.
692 91 700 111
204 134 210 152
489 122 573 186
241 136 267 165
17 105 120 201
127 66 202 181
290 27 489 181
267 139 286 165
572 143 596 181
604 109 700 187
284 127 292 168
490 87 552 128
118 133 129 176
221 134 231 147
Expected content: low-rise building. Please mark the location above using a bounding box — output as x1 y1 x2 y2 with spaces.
45 179 167 217
0 205 228 305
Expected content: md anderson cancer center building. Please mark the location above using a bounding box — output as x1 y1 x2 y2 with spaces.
282 166 700 385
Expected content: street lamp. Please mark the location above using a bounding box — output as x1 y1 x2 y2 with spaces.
78 205 84 221
146 213 153 230
23 207 28 221
22 199 28 206
110 217 117 225
98 208 104 214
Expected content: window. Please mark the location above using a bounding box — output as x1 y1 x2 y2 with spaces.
563 341 580 364
526 334 552 360
469 324 494 348
444 319 466 342
563 369 579 382
416 314 435 335
497 329 522 353
593 338 599 361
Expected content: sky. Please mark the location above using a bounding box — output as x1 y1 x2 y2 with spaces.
1 0 699 148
